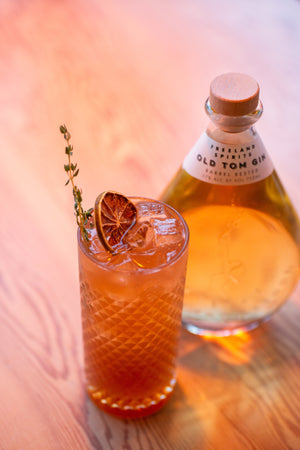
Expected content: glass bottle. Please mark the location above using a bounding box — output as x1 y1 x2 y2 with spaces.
160 73 300 336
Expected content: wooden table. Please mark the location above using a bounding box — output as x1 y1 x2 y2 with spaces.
1 0 300 448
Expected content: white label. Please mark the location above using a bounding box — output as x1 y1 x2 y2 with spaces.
183 131 274 185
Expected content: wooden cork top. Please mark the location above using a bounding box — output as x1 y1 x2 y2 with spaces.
209 73 260 116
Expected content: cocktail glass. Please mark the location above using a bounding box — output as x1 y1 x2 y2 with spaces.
77 197 189 418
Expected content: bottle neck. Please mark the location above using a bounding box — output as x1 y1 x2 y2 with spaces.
205 121 260 146
204 98 263 133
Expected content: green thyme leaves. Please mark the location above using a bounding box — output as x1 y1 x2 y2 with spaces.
60 124 92 242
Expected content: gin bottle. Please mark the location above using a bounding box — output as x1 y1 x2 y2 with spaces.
161 73 300 336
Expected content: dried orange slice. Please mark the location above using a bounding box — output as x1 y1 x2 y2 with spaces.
94 191 137 253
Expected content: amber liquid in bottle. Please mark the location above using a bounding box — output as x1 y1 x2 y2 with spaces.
161 73 300 336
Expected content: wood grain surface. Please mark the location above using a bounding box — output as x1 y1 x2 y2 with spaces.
0 0 300 448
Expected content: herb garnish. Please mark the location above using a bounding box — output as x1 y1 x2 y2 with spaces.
60 124 92 242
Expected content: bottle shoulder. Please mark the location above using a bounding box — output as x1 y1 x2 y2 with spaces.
161 167 300 243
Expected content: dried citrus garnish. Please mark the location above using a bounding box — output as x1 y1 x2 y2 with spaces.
94 191 137 253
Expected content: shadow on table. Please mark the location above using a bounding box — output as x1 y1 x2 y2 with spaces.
178 299 300 373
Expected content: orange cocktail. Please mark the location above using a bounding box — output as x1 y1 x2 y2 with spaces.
77 197 189 418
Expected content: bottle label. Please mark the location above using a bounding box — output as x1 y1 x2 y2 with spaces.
182 131 274 185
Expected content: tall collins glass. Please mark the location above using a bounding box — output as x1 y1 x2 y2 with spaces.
78 196 189 418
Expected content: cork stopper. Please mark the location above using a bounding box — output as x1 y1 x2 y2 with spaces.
209 73 260 116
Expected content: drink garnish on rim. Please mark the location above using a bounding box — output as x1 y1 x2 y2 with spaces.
94 191 137 254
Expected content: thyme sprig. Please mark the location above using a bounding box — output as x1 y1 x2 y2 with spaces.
60 124 92 242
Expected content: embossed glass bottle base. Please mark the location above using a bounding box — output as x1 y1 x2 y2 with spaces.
182 315 271 337
87 380 175 418
180 205 300 336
